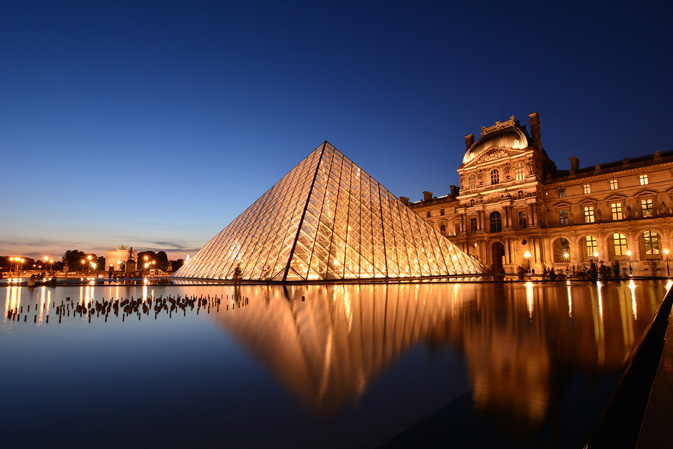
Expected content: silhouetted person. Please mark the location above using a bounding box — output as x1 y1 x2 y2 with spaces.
589 261 598 282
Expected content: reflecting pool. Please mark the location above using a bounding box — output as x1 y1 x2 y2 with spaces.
1 280 670 448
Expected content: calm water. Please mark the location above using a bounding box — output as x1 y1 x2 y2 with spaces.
1 280 669 448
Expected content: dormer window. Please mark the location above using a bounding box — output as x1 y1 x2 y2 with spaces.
490 169 500 185
515 162 525 181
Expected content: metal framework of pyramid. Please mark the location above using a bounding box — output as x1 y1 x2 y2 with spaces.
173 142 486 281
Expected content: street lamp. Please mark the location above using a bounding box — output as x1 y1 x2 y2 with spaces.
9 257 25 277
626 250 633 275
524 251 531 273
664 249 670 277
43 256 54 274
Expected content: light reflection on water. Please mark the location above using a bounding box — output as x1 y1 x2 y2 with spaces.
0 280 669 448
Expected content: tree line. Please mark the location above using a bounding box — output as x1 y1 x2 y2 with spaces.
0 250 185 273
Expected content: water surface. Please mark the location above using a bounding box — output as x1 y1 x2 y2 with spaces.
1 280 669 448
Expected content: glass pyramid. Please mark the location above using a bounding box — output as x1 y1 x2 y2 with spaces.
173 142 486 281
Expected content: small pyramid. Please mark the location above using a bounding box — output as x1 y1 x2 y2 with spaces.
173 142 486 281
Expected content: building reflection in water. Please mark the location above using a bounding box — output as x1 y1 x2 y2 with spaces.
1 280 668 442
209 281 666 430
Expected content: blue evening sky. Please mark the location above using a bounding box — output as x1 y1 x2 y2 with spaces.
1 0 671 260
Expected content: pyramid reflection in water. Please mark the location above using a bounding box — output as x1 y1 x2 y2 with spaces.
174 142 486 281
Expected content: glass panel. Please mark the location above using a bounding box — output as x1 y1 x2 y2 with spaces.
174 142 486 281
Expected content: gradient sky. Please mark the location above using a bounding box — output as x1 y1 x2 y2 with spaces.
2 0 672 261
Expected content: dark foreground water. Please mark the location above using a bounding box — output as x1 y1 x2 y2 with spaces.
1 280 670 448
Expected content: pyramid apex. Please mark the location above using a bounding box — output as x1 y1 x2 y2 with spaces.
173 142 486 281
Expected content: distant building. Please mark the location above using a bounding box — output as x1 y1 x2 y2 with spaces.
406 113 673 276
105 245 136 272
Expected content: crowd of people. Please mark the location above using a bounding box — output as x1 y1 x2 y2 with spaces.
514 260 624 282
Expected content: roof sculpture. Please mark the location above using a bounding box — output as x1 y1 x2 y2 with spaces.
173 142 487 281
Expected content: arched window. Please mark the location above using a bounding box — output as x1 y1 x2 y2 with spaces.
489 211 502 233
553 238 571 262
612 233 628 256
515 162 525 181
440 224 446 236
584 235 598 259
468 174 476 190
491 169 500 185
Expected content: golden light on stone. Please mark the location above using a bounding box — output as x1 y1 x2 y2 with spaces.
174 142 486 281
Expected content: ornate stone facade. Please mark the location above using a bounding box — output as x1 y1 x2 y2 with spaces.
407 113 673 276
105 245 136 271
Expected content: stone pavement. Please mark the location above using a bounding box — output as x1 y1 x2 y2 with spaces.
636 302 673 449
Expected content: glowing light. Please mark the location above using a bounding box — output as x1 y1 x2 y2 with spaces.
525 281 534 318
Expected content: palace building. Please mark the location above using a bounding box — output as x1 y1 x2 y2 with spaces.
405 113 673 276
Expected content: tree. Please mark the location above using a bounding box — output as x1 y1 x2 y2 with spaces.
63 250 86 271
155 251 169 270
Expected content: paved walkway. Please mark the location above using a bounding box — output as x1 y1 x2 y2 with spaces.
636 303 673 449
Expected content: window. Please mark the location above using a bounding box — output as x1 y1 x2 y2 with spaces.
553 237 572 263
583 184 591 194
643 230 660 255
558 188 565 198
426 211 431 218
641 199 654 217
611 202 623 220
585 235 598 258
518 211 527 229
470 217 478 233
440 224 446 235
584 206 595 223
440 208 445 216
491 169 500 185
470 199 475 207
515 162 525 180
489 211 502 233
640 174 649 185
518 190 524 199
612 233 628 256
559 209 569 225
468 175 476 190
610 179 618 190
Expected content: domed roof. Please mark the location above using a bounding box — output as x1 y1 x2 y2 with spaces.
463 127 528 165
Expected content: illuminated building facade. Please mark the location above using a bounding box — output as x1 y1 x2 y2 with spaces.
174 142 486 281
407 113 673 275
105 245 136 272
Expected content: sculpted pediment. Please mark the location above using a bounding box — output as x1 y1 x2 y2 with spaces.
634 189 658 198
476 148 510 164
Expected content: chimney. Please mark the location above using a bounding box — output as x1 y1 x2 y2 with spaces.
465 134 474 151
399 196 409 206
423 191 433 202
450 185 460 197
529 112 541 151
569 156 580 173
